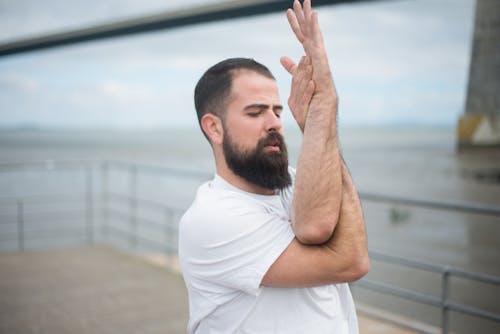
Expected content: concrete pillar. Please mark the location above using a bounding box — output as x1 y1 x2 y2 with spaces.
458 0 500 148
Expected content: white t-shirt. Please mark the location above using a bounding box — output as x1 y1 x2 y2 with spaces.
178 169 359 333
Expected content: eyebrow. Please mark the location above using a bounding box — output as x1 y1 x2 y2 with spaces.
243 104 283 112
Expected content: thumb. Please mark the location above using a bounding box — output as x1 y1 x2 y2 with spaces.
280 56 297 74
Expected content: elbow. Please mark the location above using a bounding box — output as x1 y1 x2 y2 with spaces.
294 220 336 245
345 251 370 282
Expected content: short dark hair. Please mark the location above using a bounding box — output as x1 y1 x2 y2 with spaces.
194 58 275 140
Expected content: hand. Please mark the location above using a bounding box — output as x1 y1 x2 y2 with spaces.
280 55 315 133
286 0 337 103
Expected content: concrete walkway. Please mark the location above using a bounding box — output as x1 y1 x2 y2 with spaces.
0 246 418 334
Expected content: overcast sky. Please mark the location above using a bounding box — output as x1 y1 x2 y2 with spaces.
0 0 476 129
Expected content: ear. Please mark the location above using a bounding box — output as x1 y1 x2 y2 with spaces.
201 113 224 145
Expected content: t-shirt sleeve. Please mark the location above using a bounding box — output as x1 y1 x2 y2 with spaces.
181 192 295 297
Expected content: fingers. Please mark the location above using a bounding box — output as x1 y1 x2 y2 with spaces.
286 8 304 43
292 56 313 94
287 55 314 132
296 55 311 76
302 0 312 29
289 57 313 101
293 0 306 32
286 0 312 44
287 0 321 49
302 79 315 105
285 1 336 115
281 55 312 76
280 56 297 75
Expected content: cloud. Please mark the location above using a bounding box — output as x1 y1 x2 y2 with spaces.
0 72 39 93
65 79 197 128
0 0 225 42
0 0 476 128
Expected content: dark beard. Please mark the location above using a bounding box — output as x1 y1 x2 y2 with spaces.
223 130 291 191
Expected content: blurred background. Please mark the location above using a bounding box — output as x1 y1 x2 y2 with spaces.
0 0 475 129
1 0 499 333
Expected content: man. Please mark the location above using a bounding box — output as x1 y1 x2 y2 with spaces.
179 0 369 333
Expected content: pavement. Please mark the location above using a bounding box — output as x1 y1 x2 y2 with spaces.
0 245 420 334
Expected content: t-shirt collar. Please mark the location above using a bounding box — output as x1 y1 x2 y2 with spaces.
212 174 280 199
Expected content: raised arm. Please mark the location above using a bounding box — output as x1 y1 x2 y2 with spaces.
284 0 343 244
261 0 369 287
262 160 369 286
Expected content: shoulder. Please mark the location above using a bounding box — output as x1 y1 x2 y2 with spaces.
186 179 270 219
178 176 296 296
179 180 277 246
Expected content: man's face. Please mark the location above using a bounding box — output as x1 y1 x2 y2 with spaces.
221 70 291 190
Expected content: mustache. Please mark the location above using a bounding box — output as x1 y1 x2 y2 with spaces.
259 132 285 150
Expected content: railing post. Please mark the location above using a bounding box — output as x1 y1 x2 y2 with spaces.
101 161 109 241
85 166 94 244
441 269 450 334
129 164 138 249
16 199 24 252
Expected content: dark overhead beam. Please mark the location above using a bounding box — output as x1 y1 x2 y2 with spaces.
0 0 377 57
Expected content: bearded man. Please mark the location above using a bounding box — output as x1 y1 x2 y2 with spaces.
179 1 369 333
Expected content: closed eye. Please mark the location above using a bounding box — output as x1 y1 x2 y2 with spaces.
247 111 263 117
244 103 283 118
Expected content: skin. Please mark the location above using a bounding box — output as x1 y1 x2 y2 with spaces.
283 0 343 245
201 69 285 195
203 0 369 287
261 0 369 286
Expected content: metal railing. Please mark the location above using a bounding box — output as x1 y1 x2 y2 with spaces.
0 161 97 250
352 191 500 334
354 251 500 334
99 160 210 255
0 160 499 333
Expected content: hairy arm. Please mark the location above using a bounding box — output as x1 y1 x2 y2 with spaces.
262 160 369 286
284 0 343 244
261 0 369 287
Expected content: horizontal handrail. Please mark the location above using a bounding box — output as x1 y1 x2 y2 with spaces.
0 227 86 240
368 250 445 274
107 191 186 213
0 159 99 172
355 280 443 307
104 160 211 179
106 224 171 250
369 250 500 286
0 192 86 203
1 160 499 217
1 208 85 218
108 207 167 230
448 302 500 323
359 192 500 216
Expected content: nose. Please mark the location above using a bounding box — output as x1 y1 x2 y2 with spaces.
265 109 282 133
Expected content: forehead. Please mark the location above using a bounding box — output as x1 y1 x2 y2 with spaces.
229 70 280 105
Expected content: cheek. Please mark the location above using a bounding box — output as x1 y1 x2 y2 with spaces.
227 119 262 145
229 131 255 151
223 124 249 151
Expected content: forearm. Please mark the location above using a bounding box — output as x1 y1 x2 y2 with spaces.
286 0 344 244
291 101 342 245
263 0 368 287
323 160 369 281
263 160 369 287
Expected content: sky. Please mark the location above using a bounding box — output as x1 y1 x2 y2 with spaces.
0 0 476 129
